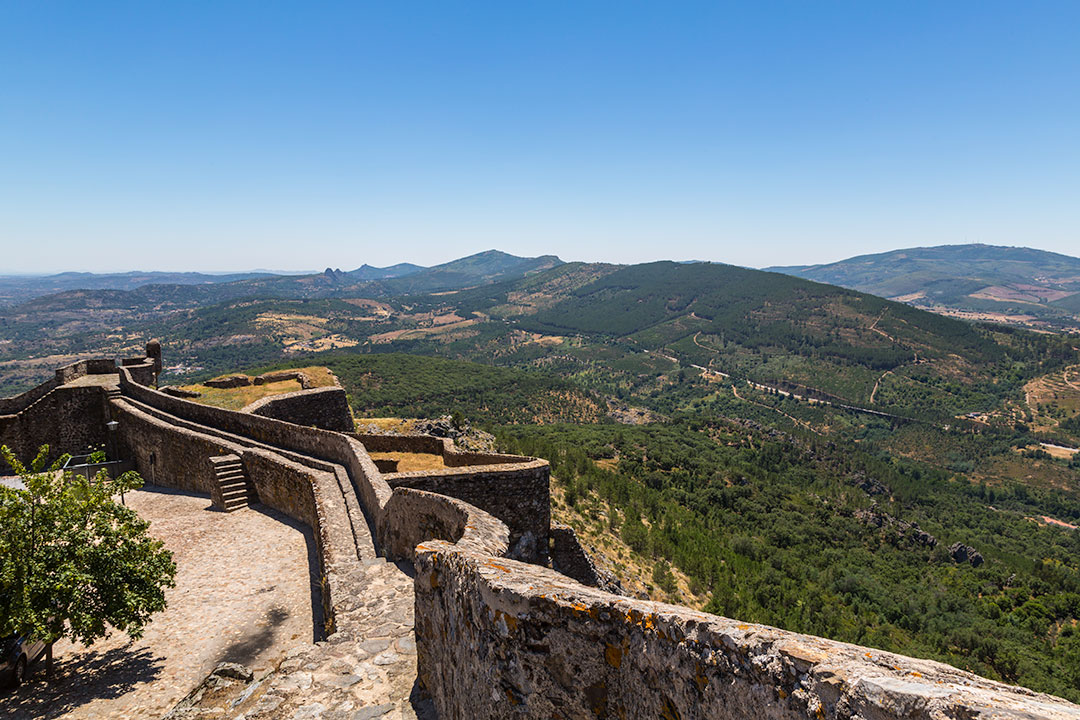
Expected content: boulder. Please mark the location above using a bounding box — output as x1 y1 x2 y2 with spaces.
949 542 984 567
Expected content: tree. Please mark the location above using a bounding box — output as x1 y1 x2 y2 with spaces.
0 444 176 652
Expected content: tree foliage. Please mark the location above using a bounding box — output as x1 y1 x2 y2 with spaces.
0 445 176 646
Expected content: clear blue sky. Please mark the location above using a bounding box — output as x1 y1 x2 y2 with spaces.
1 1 1078 273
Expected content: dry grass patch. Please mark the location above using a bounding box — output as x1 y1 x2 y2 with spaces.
369 451 446 472
178 379 303 410
177 365 339 410
355 417 418 433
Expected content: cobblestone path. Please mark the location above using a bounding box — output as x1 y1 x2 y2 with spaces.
244 559 433 719
0 486 319 720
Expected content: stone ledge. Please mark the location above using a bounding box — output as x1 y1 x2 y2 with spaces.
413 542 1080 720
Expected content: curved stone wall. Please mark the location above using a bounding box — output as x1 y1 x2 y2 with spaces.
242 386 354 431
380 487 510 563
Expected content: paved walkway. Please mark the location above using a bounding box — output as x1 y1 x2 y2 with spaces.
239 558 432 719
0 486 319 720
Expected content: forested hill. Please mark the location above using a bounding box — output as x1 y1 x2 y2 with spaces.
484 261 1074 422
526 260 994 360
769 244 1080 330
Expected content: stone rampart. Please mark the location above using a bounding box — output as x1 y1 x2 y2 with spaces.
54 357 118 384
351 432 531 467
111 393 366 637
0 377 61 416
243 386 354 432
384 460 550 562
113 398 242 502
379 487 510 563
123 358 157 386
0 386 111 465
413 541 1080 720
119 368 395 533
0 357 117 416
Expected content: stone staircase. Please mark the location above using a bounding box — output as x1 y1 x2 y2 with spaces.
210 455 253 512
105 387 122 401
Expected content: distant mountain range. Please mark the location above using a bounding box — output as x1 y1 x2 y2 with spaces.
0 250 564 307
0 271 279 306
769 244 1080 330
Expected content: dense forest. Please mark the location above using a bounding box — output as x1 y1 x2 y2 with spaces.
498 421 1080 702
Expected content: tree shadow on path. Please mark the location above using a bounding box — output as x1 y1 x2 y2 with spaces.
0 643 164 720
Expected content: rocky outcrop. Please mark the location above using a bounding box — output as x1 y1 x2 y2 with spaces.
949 542 985 567
854 507 938 548
412 415 497 453
850 472 891 496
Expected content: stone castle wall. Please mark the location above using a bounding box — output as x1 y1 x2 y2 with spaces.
413 538 1080 720
113 398 236 500
243 386 354 432
0 386 111 465
384 460 550 562
351 432 533 467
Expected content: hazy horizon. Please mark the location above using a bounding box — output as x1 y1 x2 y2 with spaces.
5 241 1080 278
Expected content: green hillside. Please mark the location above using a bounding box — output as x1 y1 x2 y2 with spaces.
260 352 607 425
770 244 1080 330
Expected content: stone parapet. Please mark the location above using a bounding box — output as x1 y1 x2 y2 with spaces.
384 460 550 562
414 542 1080 720
380 487 510 563
243 386 354 432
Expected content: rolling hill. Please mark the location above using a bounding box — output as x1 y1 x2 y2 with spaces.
769 244 1080 330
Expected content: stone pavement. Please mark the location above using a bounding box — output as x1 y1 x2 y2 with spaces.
206 558 431 720
0 485 319 720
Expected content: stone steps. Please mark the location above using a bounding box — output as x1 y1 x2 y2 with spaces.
210 455 253 512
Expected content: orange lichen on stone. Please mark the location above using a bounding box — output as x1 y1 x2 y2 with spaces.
494 609 519 632
605 643 623 669
694 662 708 693
484 560 512 573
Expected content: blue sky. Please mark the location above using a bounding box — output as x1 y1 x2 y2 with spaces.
1 2 1078 272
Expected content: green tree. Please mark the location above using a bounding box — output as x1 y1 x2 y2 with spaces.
0 444 177 651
